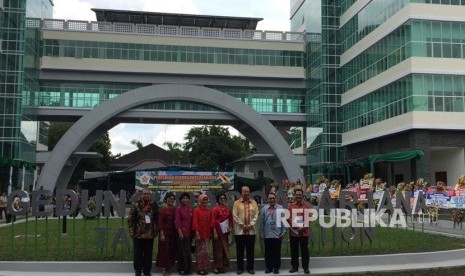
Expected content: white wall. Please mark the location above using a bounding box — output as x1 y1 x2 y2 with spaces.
431 148 465 187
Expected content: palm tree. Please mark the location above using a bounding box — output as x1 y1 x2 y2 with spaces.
163 141 183 159
130 139 143 149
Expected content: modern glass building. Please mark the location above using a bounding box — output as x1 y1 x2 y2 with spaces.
1 0 308 191
0 0 53 189
292 0 465 185
2 0 465 191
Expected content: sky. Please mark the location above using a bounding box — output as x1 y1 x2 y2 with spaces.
51 0 291 156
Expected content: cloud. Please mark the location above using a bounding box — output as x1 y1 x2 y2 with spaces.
109 124 240 156
53 0 96 21
141 0 200 14
108 124 155 155
152 125 194 149
52 0 289 30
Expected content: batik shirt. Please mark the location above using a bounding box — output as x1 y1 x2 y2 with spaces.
259 204 286 239
128 199 158 239
287 201 310 238
232 197 258 235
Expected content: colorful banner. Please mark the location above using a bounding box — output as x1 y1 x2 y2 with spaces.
135 171 234 193
449 196 465 209
312 184 465 209
425 193 451 208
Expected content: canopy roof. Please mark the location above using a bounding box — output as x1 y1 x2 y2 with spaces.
369 149 424 177
92 8 263 30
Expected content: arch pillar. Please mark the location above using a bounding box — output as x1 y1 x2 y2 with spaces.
38 84 304 190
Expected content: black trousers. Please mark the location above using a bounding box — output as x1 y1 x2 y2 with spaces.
133 238 154 274
290 236 309 270
264 238 282 270
0 207 6 219
235 235 255 271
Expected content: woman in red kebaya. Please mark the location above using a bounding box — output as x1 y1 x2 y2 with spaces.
156 192 177 276
212 193 233 273
175 192 193 275
192 194 213 275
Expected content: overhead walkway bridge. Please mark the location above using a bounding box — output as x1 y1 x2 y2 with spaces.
25 18 307 191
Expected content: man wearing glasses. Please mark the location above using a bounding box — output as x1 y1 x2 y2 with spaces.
260 192 286 274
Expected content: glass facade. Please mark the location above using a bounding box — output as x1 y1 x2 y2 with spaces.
0 0 48 191
341 23 411 92
26 0 53 19
36 82 144 108
291 0 322 33
292 0 465 182
0 0 26 160
340 0 465 53
35 81 305 114
292 0 343 181
343 74 465 132
42 40 303 67
210 86 305 113
4 0 465 189
342 19 465 93
340 0 410 53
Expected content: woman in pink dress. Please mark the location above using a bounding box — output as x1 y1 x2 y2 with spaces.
175 192 193 275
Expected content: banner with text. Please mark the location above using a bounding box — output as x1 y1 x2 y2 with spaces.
135 171 235 194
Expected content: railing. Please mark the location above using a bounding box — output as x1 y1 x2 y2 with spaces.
27 18 305 42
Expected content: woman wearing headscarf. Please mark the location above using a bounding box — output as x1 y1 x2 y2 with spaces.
156 192 177 276
212 193 233 273
192 194 213 275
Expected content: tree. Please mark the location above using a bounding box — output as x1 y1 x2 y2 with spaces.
183 125 251 170
163 141 184 159
48 122 114 184
48 122 74 150
130 139 143 149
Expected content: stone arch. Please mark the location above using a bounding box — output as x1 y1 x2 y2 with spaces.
38 84 304 190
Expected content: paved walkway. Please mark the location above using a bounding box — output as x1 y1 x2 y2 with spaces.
2 248 465 276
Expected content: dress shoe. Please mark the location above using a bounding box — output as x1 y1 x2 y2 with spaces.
247 270 255 274
237 269 243 275
265 269 272 274
273 269 279 274
289 268 298 273
304 269 310 274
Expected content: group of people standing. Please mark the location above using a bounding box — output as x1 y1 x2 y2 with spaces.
128 186 311 276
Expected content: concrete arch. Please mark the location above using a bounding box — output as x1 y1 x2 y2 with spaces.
38 84 304 190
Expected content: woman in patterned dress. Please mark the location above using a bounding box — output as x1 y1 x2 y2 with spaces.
192 194 213 275
156 192 177 276
212 193 233 273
